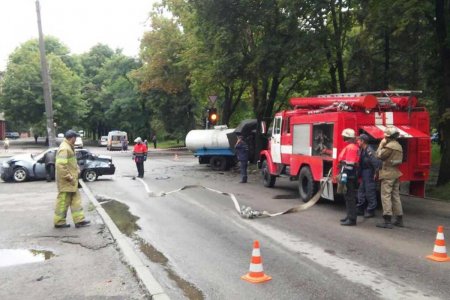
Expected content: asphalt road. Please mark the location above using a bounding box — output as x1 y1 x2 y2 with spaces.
82 147 450 300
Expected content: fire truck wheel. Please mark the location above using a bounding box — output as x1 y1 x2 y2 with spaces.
261 160 276 187
298 166 318 202
210 156 227 171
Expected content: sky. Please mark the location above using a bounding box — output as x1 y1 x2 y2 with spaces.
0 0 159 71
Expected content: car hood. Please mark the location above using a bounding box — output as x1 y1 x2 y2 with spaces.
6 154 35 164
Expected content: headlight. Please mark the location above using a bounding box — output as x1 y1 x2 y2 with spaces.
2 162 10 168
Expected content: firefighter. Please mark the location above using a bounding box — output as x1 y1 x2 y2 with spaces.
132 137 147 178
356 134 381 218
376 126 404 229
338 128 360 226
54 130 90 228
235 134 249 183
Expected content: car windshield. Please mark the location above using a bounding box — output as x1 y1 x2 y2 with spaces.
32 149 51 161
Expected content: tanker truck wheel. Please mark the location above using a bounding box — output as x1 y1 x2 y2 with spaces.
298 166 318 202
262 160 276 187
210 156 227 171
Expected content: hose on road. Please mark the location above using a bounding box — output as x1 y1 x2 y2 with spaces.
134 169 331 219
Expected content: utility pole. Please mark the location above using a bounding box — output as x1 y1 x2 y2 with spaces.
36 0 56 147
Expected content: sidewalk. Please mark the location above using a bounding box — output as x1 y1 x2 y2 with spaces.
0 180 155 299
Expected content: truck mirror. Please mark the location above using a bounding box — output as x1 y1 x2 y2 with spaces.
260 121 267 134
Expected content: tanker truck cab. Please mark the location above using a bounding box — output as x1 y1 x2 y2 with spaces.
259 91 430 202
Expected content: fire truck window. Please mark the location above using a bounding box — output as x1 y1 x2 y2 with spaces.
274 118 282 135
284 118 290 134
312 124 333 156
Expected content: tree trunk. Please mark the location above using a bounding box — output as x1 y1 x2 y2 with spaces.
383 27 390 88
435 0 450 185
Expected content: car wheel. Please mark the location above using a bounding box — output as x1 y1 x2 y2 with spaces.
262 160 276 187
210 156 227 171
13 167 28 182
298 166 318 202
83 169 98 182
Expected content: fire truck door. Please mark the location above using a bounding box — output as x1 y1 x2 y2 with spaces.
271 116 282 163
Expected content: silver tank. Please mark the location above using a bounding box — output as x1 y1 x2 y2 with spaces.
185 126 235 151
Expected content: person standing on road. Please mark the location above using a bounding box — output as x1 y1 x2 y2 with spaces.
133 137 147 178
235 134 249 183
356 134 381 218
3 137 9 152
54 130 90 229
338 128 360 226
152 134 157 149
376 126 404 229
44 150 56 182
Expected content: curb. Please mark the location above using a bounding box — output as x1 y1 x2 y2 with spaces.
79 180 170 300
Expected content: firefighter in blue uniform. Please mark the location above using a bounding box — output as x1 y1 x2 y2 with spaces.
235 134 249 183
356 134 381 218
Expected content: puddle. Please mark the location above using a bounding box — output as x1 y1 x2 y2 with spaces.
101 199 141 236
100 197 204 300
0 249 55 267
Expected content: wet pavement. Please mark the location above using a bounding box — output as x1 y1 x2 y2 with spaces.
0 179 148 299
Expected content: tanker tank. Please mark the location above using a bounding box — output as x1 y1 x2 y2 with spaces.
185 125 236 152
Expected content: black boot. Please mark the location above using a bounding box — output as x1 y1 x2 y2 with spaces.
376 215 393 229
393 215 404 227
341 218 356 226
364 210 375 218
340 216 348 223
75 220 91 228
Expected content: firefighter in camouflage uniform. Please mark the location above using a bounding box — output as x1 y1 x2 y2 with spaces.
376 126 404 229
53 130 90 228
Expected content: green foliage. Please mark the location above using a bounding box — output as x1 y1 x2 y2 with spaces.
0 37 85 131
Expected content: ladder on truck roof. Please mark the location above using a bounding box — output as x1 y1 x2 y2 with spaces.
317 90 422 107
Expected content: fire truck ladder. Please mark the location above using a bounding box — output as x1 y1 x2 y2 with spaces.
317 90 422 107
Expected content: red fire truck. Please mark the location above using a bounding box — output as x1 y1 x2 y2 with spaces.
258 91 431 202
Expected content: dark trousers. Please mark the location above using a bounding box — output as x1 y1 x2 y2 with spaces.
345 177 358 220
357 169 377 212
136 162 144 178
46 164 55 181
239 160 248 182
153 141 157 149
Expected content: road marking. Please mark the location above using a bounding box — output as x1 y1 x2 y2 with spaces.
246 222 440 300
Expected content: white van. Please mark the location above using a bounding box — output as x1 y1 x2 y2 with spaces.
107 131 128 151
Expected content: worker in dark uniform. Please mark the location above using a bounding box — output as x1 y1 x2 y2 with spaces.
235 134 249 183
356 134 381 218
338 128 360 226
44 150 56 182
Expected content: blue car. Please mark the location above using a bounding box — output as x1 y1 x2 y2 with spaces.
0 148 115 183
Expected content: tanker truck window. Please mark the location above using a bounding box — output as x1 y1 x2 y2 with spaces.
312 124 334 156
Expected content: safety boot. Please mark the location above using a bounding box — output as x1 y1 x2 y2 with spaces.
393 215 404 227
75 220 91 228
341 219 356 226
54 223 70 228
340 216 348 223
376 215 393 229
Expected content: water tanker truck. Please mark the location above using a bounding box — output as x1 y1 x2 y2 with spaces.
185 119 257 171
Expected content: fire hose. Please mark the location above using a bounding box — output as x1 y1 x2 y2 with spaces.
134 170 332 219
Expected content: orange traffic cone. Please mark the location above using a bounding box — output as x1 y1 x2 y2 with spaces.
241 240 272 283
427 226 450 262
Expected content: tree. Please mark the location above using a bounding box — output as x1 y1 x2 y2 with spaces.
0 38 85 132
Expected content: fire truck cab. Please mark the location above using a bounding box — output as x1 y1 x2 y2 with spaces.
259 91 431 202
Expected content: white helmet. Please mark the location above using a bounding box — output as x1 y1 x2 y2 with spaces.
341 128 355 138
384 126 398 137
134 137 142 143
